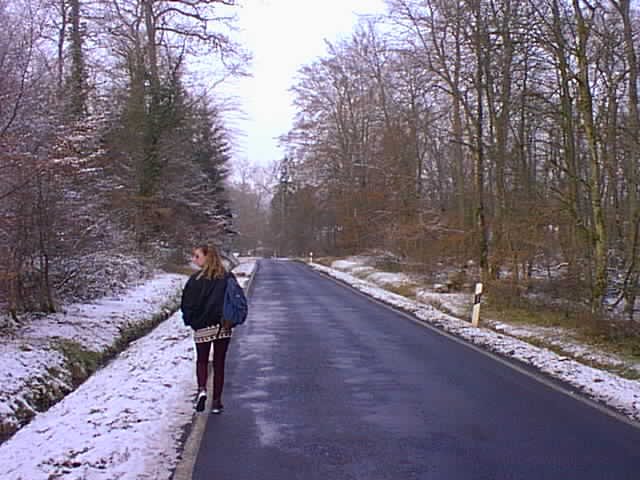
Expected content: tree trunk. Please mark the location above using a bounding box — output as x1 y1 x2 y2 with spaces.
613 0 640 318
143 0 160 95
485 0 514 278
67 0 86 118
573 0 608 313
473 0 489 279
452 4 466 227
57 0 67 95
551 0 581 283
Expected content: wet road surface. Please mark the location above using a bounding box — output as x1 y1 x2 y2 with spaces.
192 260 640 479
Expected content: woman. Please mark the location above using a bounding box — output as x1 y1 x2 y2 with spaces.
181 245 234 414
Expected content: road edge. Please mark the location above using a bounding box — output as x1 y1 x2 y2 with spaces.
172 260 260 480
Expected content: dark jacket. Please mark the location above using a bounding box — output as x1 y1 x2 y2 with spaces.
180 271 231 330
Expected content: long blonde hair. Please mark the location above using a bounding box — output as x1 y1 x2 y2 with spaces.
195 245 226 280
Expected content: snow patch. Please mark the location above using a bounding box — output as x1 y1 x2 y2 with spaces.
0 274 185 443
331 259 367 271
331 256 413 287
0 314 194 480
365 272 413 287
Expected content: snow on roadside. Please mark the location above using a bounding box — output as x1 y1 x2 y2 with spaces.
366 271 413 287
416 289 470 318
487 320 640 375
311 262 640 422
21 274 185 351
330 257 414 287
0 312 194 480
330 259 361 271
0 259 257 480
0 274 185 441
233 258 258 279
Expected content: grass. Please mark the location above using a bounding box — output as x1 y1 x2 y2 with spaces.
52 339 102 388
584 327 640 366
353 271 372 279
484 301 570 328
9 400 32 429
386 283 419 299
424 298 458 317
313 256 339 267
375 259 405 273
483 283 640 378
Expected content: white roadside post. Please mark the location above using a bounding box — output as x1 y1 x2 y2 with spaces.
309 251 314 263
471 282 483 327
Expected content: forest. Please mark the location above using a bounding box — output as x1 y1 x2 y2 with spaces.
0 0 245 319
4 0 640 323
266 0 640 319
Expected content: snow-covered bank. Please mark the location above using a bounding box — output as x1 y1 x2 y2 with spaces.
232 258 258 280
332 256 415 287
0 259 257 480
0 274 185 443
310 261 640 423
0 313 194 480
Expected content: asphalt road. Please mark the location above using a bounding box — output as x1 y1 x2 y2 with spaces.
192 260 640 480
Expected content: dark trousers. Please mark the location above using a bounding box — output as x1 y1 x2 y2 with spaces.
195 338 231 400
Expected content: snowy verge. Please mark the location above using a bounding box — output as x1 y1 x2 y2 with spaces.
310 262 640 423
0 259 257 480
0 273 185 443
233 258 258 280
0 312 194 480
484 320 640 377
331 256 414 287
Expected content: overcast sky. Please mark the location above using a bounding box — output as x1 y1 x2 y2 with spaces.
217 0 388 167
